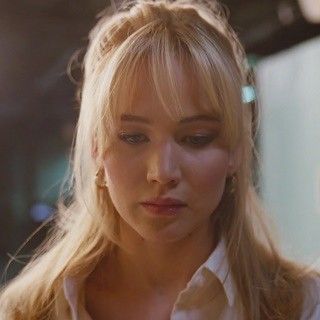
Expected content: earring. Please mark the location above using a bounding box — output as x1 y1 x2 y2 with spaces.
229 174 237 194
95 168 107 188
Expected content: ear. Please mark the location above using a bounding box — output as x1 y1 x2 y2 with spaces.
227 143 243 176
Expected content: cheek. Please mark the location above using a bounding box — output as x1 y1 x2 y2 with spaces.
186 149 229 192
103 154 143 193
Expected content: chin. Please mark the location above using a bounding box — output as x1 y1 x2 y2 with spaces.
139 229 191 244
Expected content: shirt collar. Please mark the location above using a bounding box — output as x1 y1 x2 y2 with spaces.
62 238 236 314
201 239 236 307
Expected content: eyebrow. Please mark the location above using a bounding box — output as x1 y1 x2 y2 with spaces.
120 114 220 124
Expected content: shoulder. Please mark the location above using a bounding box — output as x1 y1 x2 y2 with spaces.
301 274 320 320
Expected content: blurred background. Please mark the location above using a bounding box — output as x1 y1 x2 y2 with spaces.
0 0 320 282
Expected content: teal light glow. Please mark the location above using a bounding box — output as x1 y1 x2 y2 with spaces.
242 85 256 104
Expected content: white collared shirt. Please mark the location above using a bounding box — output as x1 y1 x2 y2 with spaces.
60 240 320 320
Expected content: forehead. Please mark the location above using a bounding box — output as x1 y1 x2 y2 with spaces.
134 78 200 117
117 60 218 123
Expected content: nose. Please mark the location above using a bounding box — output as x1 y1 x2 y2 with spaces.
146 141 181 187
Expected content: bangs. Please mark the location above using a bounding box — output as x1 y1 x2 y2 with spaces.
98 20 243 151
111 53 222 122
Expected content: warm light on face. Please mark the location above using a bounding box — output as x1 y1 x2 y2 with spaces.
102 60 238 246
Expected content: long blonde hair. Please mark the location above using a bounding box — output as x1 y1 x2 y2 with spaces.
0 0 315 319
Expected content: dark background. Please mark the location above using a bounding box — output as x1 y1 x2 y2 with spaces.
1 0 319 282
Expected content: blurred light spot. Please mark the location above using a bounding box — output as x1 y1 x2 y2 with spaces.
298 0 320 23
30 203 54 222
278 2 296 26
242 85 256 104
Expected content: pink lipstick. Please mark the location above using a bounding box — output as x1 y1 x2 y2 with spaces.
141 197 187 216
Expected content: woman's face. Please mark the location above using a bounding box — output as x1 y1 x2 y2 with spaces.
103 66 240 244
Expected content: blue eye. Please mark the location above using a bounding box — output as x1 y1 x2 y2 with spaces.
118 133 148 144
183 135 214 147
118 132 215 147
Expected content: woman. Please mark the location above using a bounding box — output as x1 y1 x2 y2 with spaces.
1 0 319 319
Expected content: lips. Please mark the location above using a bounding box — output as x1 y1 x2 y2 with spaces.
140 197 187 216
141 197 187 206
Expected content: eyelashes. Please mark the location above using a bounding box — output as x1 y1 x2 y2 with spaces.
118 133 148 144
117 132 216 147
183 135 214 146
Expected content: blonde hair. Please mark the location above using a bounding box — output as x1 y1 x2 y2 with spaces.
0 0 316 319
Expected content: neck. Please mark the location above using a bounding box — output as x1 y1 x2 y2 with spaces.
109 219 218 295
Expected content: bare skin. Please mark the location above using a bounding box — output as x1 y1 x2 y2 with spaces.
85 61 240 319
85 220 218 320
